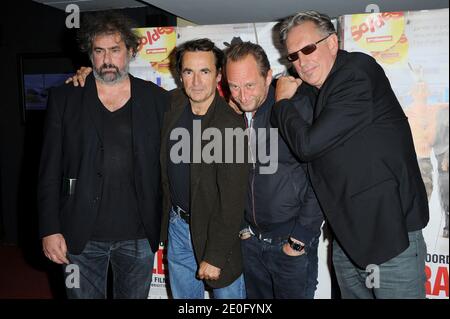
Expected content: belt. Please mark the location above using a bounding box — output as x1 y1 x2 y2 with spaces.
173 205 190 224
247 225 287 244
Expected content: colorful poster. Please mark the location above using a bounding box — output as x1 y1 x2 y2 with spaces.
341 8 449 299
131 27 178 90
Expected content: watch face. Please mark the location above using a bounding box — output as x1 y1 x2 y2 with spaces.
289 238 304 252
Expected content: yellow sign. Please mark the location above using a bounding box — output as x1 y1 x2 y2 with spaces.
372 33 409 64
351 12 405 52
135 27 176 74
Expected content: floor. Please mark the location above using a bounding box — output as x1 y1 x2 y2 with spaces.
0 244 64 299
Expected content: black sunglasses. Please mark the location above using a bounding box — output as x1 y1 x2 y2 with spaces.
286 33 334 62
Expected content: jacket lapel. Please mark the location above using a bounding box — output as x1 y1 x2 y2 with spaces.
130 75 152 156
314 50 347 119
83 74 103 143
160 88 189 191
189 91 220 203
164 89 188 140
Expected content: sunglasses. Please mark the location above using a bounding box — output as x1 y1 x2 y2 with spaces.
286 33 334 62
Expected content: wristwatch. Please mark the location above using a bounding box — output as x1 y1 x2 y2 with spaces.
288 237 305 253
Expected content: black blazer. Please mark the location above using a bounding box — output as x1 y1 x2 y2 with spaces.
160 89 248 288
38 74 168 254
272 50 429 267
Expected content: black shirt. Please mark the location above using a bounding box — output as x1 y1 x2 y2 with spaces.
91 98 146 241
167 105 203 212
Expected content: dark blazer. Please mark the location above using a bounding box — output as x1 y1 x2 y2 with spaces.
38 74 168 254
160 89 248 288
271 50 429 268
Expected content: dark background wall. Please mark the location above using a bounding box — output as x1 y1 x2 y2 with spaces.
0 0 175 249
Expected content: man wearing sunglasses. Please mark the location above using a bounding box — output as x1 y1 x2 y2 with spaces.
271 11 429 299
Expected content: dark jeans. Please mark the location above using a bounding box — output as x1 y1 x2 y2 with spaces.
63 239 154 299
242 235 319 299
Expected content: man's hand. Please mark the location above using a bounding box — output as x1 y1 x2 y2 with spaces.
275 76 303 102
228 98 243 115
282 237 305 257
65 67 92 87
42 233 69 264
197 261 221 280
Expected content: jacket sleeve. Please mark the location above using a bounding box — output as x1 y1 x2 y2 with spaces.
284 91 323 245
37 88 64 238
271 67 373 162
290 179 322 245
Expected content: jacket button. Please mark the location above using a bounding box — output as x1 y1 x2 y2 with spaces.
97 172 103 178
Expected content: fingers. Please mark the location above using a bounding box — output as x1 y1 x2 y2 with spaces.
78 67 92 87
65 74 79 86
202 272 220 280
73 70 83 87
44 248 66 264
65 77 74 84
198 271 219 281
282 76 302 86
207 273 220 280
59 238 70 265
77 70 85 87
64 67 92 87
197 266 207 280
44 246 67 264
42 234 69 264
198 263 221 280
275 76 301 101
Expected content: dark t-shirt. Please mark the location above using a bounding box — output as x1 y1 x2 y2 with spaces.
91 98 145 241
167 105 203 212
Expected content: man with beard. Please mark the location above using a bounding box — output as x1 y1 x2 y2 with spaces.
38 11 168 298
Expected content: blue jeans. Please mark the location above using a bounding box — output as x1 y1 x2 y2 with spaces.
332 230 427 299
64 239 154 299
167 207 246 299
242 234 319 299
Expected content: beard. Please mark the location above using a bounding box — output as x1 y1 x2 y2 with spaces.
93 61 130 85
